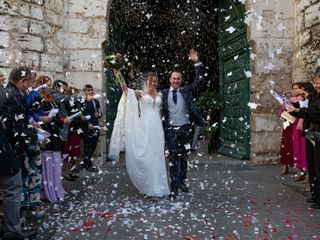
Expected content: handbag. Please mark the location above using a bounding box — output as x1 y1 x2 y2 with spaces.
305 130 320 144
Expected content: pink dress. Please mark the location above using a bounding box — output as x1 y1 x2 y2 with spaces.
290 96 307 171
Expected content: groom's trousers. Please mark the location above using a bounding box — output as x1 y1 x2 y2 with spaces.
166 124 190 193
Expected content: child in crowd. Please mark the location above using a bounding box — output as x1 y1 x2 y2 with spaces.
66 87 83 176
81 84 102 172
51 80 75 181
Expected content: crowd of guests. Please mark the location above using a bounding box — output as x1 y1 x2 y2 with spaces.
278 68 320 209
0 66 103 240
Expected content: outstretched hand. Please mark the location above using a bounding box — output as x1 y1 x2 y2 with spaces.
188 49 199 63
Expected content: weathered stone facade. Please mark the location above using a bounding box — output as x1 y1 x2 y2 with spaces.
0 0 319 162
0 0 109 159
246 0 319 163
293 0 320 82
246 0 294 163
0 0 64 79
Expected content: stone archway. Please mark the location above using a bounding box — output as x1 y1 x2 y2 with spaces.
105 0 220 154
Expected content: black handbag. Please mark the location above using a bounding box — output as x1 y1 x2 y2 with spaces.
305 130 320 143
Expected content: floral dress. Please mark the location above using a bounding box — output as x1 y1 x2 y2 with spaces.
21 144 42 209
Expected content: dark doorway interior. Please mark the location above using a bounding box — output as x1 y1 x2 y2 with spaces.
109 0 219 91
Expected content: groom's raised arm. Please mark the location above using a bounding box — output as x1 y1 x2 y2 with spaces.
188 49 204 92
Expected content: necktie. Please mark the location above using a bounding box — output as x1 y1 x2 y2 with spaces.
172 89 177 105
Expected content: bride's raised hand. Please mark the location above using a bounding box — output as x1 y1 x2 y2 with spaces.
112 68 121 76
112 68 127 93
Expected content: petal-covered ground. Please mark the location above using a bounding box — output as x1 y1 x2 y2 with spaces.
32 154 320 239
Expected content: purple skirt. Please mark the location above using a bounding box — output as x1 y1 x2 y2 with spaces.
41 151 66 202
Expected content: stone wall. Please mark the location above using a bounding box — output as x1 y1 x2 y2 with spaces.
293 0 320 82
0 0 64 80
63 0 108 92
245 0 295 163
0 0 109 161
63 0 109 160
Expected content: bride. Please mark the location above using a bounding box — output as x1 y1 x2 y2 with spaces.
108 70 170 198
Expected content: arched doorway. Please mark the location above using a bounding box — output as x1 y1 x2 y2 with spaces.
105 0 250 159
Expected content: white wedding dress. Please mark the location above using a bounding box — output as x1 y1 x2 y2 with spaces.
108 89 170 197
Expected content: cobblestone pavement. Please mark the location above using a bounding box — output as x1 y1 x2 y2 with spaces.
10 153 320 239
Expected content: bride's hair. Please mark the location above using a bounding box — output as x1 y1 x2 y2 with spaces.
144 72 158 88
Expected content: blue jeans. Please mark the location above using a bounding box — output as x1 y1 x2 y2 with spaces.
166 124 190 192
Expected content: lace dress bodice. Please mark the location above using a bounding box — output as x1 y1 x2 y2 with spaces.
139 91 162 113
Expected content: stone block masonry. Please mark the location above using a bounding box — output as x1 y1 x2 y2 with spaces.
246 0 295 163
0 0 109 159
293 0 320 82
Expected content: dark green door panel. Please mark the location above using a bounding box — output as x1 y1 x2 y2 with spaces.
218 0 250 159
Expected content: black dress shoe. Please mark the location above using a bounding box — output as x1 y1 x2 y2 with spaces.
306 197 315 203
310 203 320 209
168 193 177 200
168 189 178 200
2 229 37 240
181 185 189 193
85 166 98 172
62 175 75 181
20 229 37 239
71 168 80 173
69 173 79 179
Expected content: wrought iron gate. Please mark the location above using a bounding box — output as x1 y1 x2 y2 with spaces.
218 0 251 159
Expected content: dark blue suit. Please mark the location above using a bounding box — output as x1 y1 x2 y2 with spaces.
162 64 204 193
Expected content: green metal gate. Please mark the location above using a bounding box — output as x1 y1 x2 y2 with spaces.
218 0 251 159
105 3 123 152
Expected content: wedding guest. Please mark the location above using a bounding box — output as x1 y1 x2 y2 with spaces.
0 70 6 89
51 80 74 181
288 73 320 209
0 66 42 239
35 76 66 202
294 82 315 184
293 84 308 181
81 84 102 172
278 83 302 175
21 70 53 220
65 86 82 177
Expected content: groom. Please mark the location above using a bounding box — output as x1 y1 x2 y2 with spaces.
162 49 205 199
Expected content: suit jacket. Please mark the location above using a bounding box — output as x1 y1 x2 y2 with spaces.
162 64 204 129
82 98 102 133
291 92 320 132
0 82 38 175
